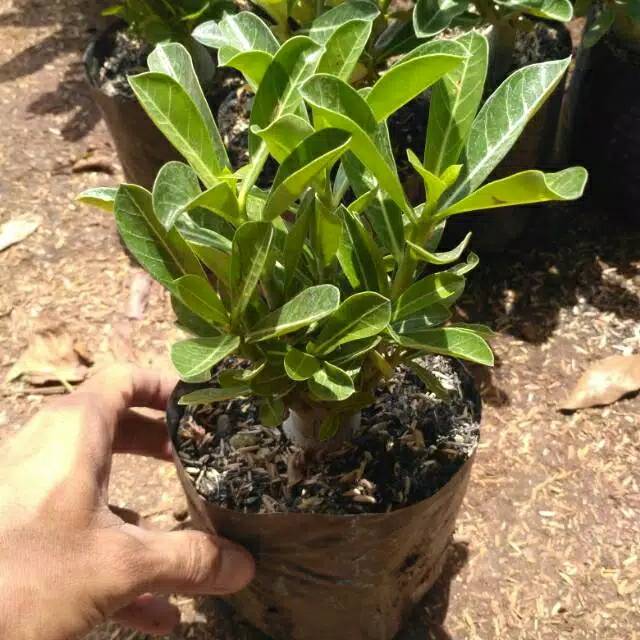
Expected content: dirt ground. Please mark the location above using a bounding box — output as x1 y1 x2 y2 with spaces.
0 1 639 639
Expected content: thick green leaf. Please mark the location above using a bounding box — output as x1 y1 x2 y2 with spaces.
76 187 117 212
246 284 340 342
449 322 496 338
441 58 571 207
407 149 448 208
366 53 464 123
174 275 229 326
393 272 464 321
311 196 342 269
171 335 240 380
413 0 468 38
283 192 313 293
337 206 388 293
309 362 355 401
328 335 381 367
311 292 391 355
249 36 322 156
251 115 314 163
374 18 420 60
178 385 250 405
222 50 273 88
364 194 405 261
147 43 229 177
262 128 352 220
193 13 279 54
449 250 479 276
115 185 204 287
250 363 292 396
424 32 488 174
309 0 379 44
129 72 223 188
436 167 588 219
230 221 273 323
397 327 494 365
494 0 572 21
251 0 289 30
284 348 321 380
172 295 220 337
182 182 241 225
391 304 452 334
407 232 471 265
152 162 201 230
259 396 285 427
301 75 410 215
318 19 373 81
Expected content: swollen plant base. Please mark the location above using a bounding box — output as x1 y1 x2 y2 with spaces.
168 356 480 640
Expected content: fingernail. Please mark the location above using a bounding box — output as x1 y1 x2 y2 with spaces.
213 539 256 594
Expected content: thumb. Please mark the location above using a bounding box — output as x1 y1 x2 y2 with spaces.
132 528 255 596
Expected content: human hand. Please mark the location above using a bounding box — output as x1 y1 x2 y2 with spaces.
0 364 254 640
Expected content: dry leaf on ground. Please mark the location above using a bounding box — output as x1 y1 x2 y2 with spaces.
0 215 41 251
561 354 640 410
6 326 92 386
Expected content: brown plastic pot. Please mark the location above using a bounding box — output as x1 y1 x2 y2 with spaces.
84 23 181 189
166 363 480 640
571 34 640 217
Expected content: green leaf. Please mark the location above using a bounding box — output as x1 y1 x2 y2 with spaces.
76 187 117 212
249 36 322 156
284 348 321 380
436 167 588 220
251 0 289 29
441 58 571 207
262 128 352 220
449 251 479 276
348 188 377 214
311 196 342 269
309 362 355 401
193 13 279 54
328 335 381 367
424 32 488 174
115 185 204 287
407 232 471 265
283 192 313 293
146 43 228 178
337 206 389 294
318 19 373 81
251 115 314 163
391 304 452 334
129 72 224 188
494 0 573 21
319 413 341 441
405 359 451 400
171 335 240 380
393 272 464 321
182 182 241 225
259 396 285 427
366 53 464 123
178 385 250 405
152 162 201 230
365 194 405 261
413 0 469 38
407 149 448 207
172 295 220 337
309 1 379 44
311 292 391 355
301 74 410 215
250 363 293 396
246 284 340 342
174 274 229 326
397 327 494 366
230 221 273 324
449 322 496 338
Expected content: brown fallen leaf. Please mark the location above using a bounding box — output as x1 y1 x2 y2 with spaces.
6 326 92 386
0 215 41 252
561 354 640 411
126 271 153 320
71 154 115 174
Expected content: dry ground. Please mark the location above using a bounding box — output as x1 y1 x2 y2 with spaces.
0 1 638 638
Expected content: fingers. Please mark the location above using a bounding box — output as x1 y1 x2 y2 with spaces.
113 593 180 635
131 528 255 596
112 410 173 460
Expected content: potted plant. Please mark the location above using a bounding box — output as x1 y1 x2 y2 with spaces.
79 20 586 638
570 0 640 216
84 0 234 188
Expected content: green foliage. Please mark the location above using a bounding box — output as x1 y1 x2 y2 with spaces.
81 24 587 438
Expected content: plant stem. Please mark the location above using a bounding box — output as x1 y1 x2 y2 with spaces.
391 217 434 299
238 144 269 216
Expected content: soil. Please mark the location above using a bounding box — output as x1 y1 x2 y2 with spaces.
1 4 639 639
176 356 479 515
511 22 572 72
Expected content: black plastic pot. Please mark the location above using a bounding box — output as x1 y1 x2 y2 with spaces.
84 24 181 189
571 34 640 217
166 363 481 640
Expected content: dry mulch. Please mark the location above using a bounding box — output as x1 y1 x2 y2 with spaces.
0 2 638 638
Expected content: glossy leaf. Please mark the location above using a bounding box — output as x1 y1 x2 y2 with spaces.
436 167 588 219
230 221 273 323
328 336 381 367
259 396 285 427
246 284 340 342
494 0 572 21
283 192 313 293
171 335 240 379
152 161 201 230
312 197 342 269
284 348 321 380
250 363 293 396
76 187 117 212
174 274 229 326
309 1 379 44
441 58 571 207
407 232 471 265
318 19 373 81
178 384 250 405
407 148 448 207
311 292 391 355
391 304 452 334
193 13 278 54
393 272 464 321
251 115 314 163
449 251 479 276
309 362 355 401
262 129 352 220
413 0 468 38
183 182 241 225
115 185 204 288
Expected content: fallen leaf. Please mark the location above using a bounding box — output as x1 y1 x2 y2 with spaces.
6 326 92 386
71 154 115 174
126 271 153 320
561 355 640 410
0 215 41 251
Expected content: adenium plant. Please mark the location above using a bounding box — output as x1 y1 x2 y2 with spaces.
79 12 586 447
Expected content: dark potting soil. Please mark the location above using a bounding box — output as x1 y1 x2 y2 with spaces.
176 356 480 516
511 22 571 72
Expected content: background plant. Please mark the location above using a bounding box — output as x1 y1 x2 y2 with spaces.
576 0 640 50
79 13 586 446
